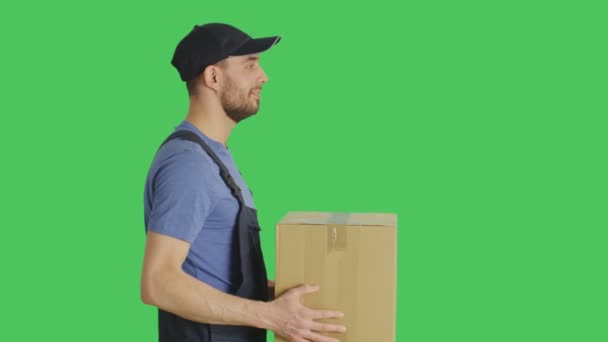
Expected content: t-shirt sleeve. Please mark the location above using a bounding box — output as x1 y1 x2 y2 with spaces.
147 150 218 243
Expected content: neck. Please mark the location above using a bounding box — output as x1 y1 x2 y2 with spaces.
185 95 236 147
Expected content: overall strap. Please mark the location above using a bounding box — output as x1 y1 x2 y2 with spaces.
160 130 245 204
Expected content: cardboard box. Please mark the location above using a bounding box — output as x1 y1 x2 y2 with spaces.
275 212 397 342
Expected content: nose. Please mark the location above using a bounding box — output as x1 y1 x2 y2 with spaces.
259 67 269 84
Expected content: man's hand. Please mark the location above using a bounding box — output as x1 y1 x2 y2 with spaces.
267 284 346 342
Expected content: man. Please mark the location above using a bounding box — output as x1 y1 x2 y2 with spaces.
141 23 346 342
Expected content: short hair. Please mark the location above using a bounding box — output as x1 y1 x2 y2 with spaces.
186 78 198 97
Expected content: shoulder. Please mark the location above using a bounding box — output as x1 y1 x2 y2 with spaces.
150 138 220 188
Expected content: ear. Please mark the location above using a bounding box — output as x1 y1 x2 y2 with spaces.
201 65 223 92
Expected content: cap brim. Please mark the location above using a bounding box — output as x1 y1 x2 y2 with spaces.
232 36 281 56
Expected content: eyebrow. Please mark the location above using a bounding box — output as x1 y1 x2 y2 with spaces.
242 56 260 63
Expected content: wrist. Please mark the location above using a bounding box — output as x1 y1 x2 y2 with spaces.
251 300 279 332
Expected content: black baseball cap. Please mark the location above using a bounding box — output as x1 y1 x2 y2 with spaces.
171 23 281 82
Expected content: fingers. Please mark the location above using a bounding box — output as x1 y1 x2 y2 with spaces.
275 284 346 342
310 309 344 320
302 330 340 342
308 321 347 334
290 284 320 297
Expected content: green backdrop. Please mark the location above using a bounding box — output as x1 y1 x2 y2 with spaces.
1 0 606 341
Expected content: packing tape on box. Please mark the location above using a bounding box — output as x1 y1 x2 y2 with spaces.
326 212 359 339
327 212 350 252
327 212 350 224
327 225 347 251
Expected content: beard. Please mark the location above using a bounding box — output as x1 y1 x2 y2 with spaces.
220 76 260 123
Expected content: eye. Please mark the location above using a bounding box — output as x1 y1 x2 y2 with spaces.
248 63 256 69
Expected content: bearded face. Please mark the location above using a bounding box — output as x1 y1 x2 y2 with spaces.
220 73 261 123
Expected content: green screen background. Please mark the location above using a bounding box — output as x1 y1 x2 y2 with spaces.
1 0 606 341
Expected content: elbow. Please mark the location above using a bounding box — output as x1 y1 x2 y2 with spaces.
140 267 178 307
140 272 160 306
141 281 156 306
141 285 155 306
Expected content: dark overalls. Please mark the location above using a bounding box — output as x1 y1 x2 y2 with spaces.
155 130 269 342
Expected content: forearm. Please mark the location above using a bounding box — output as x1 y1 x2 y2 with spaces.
145 269 277 329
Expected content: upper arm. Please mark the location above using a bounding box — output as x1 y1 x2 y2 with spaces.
147 149 218 243
142 149 218 302
140 230 190 304
142 230 189 281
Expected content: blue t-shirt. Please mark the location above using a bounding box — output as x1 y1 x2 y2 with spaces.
143 120 256 293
